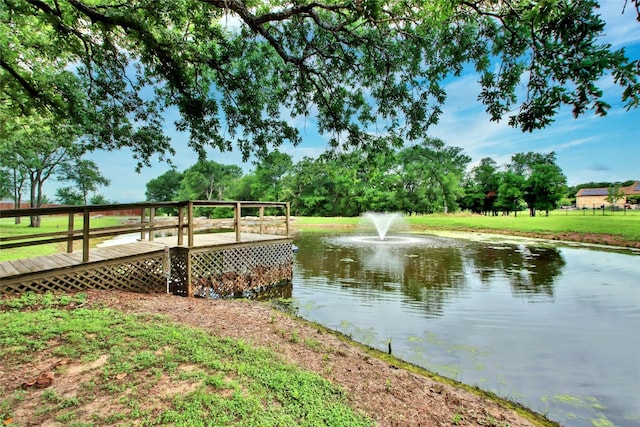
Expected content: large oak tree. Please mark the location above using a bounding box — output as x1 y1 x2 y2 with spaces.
2 0 638 166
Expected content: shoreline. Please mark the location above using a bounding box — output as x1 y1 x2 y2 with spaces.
90 291 558 426
0 290 560 426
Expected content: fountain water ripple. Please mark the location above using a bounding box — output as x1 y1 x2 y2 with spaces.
330 234 460 248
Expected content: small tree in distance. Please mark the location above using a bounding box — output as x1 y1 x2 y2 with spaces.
55 187 84 205
606 184 626 210
57 160 111 205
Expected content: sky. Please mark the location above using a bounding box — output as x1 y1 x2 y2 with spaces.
44 1 640 203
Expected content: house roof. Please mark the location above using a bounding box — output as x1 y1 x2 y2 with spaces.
575 181 640 197
627 181 640 195
575 188 608 197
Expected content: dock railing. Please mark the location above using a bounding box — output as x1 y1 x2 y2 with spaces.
0 200 290 263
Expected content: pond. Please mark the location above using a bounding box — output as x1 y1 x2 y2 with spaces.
289 230 640 427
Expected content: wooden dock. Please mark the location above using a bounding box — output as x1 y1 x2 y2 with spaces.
0 233 287 278
0 201 293 296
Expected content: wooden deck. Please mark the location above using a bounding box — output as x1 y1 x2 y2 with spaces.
0 232 288 282
1 201 293 295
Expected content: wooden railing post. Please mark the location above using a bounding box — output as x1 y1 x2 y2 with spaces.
177 204 184 246
259 206 264 235
82 208 90 263
285 202 290 238
187 201 194 247
67 212 75 253
186 251 193 297
235 202 242 242
149 208 155 241
140 208 146 241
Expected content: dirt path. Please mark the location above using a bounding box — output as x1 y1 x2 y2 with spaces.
81 290 554 427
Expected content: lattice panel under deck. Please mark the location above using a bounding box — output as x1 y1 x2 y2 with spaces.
2 240 293 298
188 241 293 298
0 254 167 295
191 242 293 277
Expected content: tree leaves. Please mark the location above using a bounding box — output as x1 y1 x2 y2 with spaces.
1 0 638 165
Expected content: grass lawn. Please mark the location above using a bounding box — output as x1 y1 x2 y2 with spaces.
407 210 640 237
0 216 125 261
0 293 372 426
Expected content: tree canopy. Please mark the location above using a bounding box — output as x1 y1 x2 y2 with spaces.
2 0 639 167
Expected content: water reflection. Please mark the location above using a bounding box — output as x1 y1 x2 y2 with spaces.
470 244 566 300
291 231 640 427
295 232 566 315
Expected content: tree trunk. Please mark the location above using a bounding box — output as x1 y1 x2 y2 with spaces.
29 171 42 228
13 189 21 225
12 169 22 224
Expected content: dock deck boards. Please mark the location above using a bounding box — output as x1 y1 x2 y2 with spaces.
0 232 288 280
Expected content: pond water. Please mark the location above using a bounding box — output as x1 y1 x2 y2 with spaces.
289 230 640 427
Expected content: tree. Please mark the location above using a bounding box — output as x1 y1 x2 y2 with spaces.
508 152 567 216
0 165 28 223
55 187 84 205
230 173 259 202
528 163 567 215
0 113 81 226
89 194 112 205
495 171 525 216
145 169 184 215
320 151 367 216
252 151 293 202
471 158 500 214
286 157 332 216
145 170 184 202
397 139 470 214
0 169 10 200
57 159 111 205
606 184 626 208
178 161 242 201
2 1 638 166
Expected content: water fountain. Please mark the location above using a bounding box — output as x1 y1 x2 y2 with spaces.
328 212 452 248
363 212 401 240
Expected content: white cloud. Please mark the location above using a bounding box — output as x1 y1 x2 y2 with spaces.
597 1 640 47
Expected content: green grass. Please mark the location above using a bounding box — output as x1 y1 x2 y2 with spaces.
293 217 360 226
0 293 372 426
406 211 640 240
0 216 124 260
294 210 640 244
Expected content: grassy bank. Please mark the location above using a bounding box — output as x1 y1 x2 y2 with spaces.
294 210 640 247
1 291 557 427
0 293 372 426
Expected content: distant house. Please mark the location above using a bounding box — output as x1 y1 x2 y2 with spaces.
575 181 640 208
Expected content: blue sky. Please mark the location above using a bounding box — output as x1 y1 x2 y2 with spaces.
45 2 640 203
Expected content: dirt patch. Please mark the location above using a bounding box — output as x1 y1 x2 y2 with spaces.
87 291 554 425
